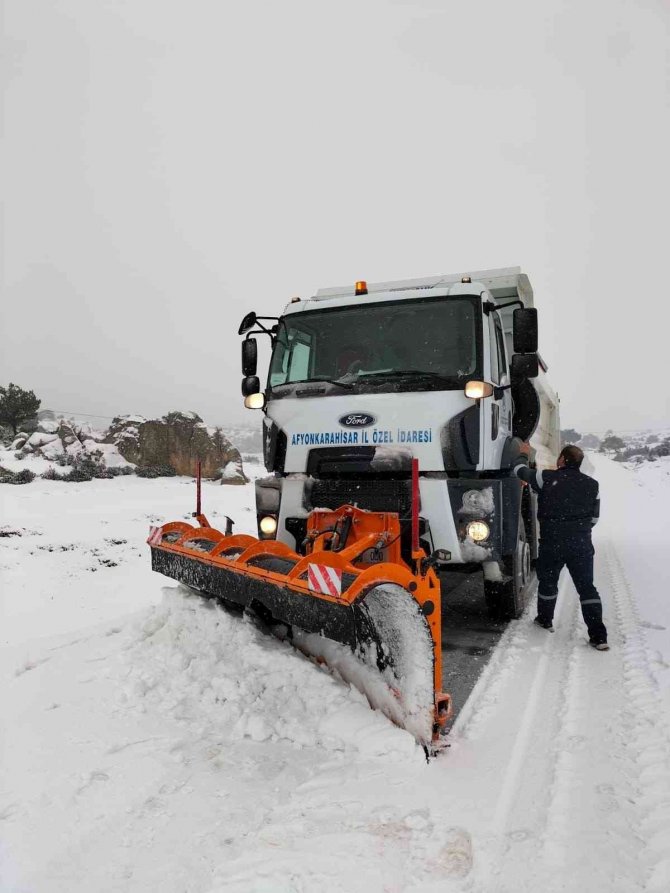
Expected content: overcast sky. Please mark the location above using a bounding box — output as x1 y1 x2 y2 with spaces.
2 0 669 434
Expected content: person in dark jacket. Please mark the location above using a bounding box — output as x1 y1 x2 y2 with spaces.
514 443 609 650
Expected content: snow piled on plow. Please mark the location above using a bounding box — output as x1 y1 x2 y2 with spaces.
359 583 435 744
123 586 418 760
292 584 436 747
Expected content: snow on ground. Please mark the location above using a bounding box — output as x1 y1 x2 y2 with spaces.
1 453 670 892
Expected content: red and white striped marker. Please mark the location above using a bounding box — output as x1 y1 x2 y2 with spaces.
147 526 163 546
308 563 342 597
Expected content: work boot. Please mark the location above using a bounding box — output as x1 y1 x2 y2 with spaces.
534 616 554 632
589 638 610 651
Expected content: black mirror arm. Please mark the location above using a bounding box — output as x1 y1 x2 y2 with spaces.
252 317 279 335
247 323 278 340
484 299 525 315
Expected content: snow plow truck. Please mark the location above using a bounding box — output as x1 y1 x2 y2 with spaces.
149 267 559 748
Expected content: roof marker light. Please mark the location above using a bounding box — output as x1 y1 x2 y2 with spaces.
461 276 471 283
355 280 368 295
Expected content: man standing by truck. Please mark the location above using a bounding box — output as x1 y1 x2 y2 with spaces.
514 444 609 650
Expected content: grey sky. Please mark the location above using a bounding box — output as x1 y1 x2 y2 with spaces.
2 0 669 434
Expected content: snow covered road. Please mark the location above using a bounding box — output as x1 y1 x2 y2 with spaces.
1 454 669 892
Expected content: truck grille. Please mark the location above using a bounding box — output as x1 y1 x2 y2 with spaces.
308 479 412 517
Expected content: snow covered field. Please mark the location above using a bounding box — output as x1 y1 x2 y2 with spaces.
2 453 670 892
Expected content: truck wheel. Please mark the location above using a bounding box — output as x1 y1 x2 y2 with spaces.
484 516 532 621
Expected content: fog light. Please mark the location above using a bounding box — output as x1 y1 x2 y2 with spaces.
466 520 490 542
259 515 278 536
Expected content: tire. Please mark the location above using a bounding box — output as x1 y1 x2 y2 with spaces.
484 513 532 621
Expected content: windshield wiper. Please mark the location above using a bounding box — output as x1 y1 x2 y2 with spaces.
362 370 456 386
274 376 355 391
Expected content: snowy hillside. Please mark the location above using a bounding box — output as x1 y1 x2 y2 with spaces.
1 454 670 892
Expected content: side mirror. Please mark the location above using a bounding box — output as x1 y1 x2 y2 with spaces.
242 375 261 397
242 338 258 376
511 353 539 380
513 308 538 354
238 311 257 335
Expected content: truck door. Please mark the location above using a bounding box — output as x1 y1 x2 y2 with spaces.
488 311 512 462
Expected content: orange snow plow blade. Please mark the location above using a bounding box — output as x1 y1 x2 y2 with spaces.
148 503 451 746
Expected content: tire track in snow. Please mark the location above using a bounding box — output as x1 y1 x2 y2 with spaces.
451 582 542 743
465 543 668 893
520 540 670 892
604 544 670 892
461 578 579 893
536 574 645 893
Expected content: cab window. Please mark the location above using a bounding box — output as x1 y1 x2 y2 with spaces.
494 315 507 378
488 315 500 383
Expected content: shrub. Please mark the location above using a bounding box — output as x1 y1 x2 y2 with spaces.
43 457 133 481
61 467 94 482
15 468 35 484
560 428 582 446
600 434 626 452
0 466 35 485
135 464 177 478
617 445 649 462
651 439 670 459
76 452 106 477
56 451 112 481
0 465 16 483
41 466 62 480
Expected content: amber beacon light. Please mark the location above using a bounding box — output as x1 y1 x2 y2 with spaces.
355 280 368 295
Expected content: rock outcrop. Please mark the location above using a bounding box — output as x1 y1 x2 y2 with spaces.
12 418 131 467
6 411 248 483
105 412 248 482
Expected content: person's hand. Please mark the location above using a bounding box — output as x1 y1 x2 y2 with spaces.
518 441 531 456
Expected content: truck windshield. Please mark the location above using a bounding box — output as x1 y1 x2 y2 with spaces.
268 297 481 395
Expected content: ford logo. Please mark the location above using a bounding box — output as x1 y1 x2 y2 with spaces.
339 413 376 428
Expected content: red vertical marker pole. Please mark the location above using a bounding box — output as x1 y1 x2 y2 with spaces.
411 457 420 554
196 459 202 517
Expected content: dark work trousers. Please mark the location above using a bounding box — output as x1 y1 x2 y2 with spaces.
536 534 607 642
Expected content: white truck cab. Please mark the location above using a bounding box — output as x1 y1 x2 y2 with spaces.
239 267 560 619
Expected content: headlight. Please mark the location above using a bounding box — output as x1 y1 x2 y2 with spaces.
466 520 490 542
259 515 278 536
464 380 493 399
244 392 266 410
